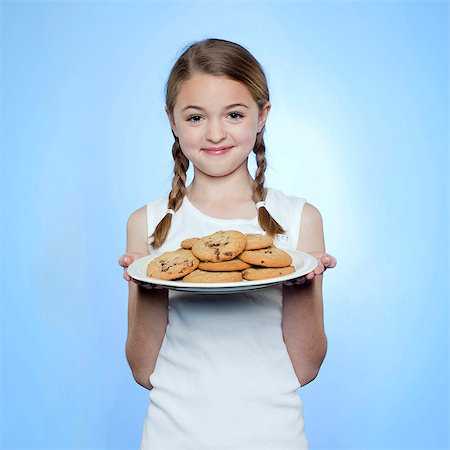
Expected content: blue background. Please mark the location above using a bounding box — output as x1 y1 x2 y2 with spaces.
1 1 448 449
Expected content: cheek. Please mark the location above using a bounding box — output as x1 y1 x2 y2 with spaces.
234 125 258 144
241 126 259 149
178 127 200 148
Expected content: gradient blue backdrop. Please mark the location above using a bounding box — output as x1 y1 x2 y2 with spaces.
1 1 448 449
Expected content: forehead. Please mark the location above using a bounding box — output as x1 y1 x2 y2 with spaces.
175 74 254 108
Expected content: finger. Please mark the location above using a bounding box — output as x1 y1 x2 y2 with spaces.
315 262 325 275
321 255 331 266
119 255 130 268
321 254 337 268
123 271 131 281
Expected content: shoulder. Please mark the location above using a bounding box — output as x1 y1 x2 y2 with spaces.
126 194 169 253
297 202 325 252
127 205 147 229
266 186 306 221
301 202 323 227
126 205 149 254
267 187 304 205
127 195 168 232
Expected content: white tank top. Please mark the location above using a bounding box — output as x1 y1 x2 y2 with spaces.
140 187 308 450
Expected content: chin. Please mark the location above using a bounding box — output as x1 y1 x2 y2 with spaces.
206 159 248 174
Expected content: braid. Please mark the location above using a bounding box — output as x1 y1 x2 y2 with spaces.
253 131 267 202
168 138 189 209
253 132 285 236
149 139 189 249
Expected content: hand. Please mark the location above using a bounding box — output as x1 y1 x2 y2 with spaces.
118 252 167 290
283 251 337 286
118 252 146 282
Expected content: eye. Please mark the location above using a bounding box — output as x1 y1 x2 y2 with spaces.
187 115 203 123
228 111 244 120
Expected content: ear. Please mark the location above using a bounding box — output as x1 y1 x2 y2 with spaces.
165 107 178 137
257 101 271 133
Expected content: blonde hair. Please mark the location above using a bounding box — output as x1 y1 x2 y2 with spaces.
150 38 285 249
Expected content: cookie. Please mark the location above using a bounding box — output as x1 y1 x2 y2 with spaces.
198 258 251 272
191 230 247 262
181 237 199 249
245 233 273 250
147 249 199 280
242 266 296 281
238 246 292 268
182 269 243 283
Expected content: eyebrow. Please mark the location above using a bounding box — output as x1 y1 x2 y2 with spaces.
181 103 249 112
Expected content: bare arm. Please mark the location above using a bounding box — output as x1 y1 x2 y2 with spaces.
281 202 328 387
125 206 169 390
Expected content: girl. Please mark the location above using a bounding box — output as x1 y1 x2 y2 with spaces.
119 38 337 450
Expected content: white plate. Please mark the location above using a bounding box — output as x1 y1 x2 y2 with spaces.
127 250 318 294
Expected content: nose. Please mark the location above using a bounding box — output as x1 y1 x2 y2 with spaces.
205 118 227 143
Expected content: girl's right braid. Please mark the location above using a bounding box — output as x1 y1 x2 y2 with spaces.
149 139 189 249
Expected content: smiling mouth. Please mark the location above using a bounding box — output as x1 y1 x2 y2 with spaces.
202 146 233 155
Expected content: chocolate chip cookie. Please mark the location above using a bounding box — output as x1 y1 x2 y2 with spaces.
198 258 251 272
245 233 273 250
182 269 243 283
180 237 199 249
147 249 199 280
242 266 296 281
238 246 292 268
191 230 247 262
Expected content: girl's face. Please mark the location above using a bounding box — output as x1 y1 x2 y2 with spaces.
167 74 270 178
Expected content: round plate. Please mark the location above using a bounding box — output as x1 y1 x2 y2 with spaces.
127 249 318 294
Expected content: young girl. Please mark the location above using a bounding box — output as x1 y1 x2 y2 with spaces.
119 38 337 450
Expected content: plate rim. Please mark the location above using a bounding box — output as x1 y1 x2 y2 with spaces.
127 249 318 292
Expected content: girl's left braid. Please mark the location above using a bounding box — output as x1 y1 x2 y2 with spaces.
253 131 267 202
253 132 285 236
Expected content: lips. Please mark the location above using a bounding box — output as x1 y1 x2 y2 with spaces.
202 146 233 155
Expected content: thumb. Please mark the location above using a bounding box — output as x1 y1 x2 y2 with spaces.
119 255 129 267
321 255 330 264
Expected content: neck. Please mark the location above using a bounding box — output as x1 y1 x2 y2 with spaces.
187 168 256 203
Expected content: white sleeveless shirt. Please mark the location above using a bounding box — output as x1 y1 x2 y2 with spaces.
140 187 308 450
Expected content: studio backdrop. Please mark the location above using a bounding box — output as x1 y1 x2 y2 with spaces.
1 1 448 449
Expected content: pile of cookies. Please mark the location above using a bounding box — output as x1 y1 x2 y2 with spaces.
146 230 296 283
